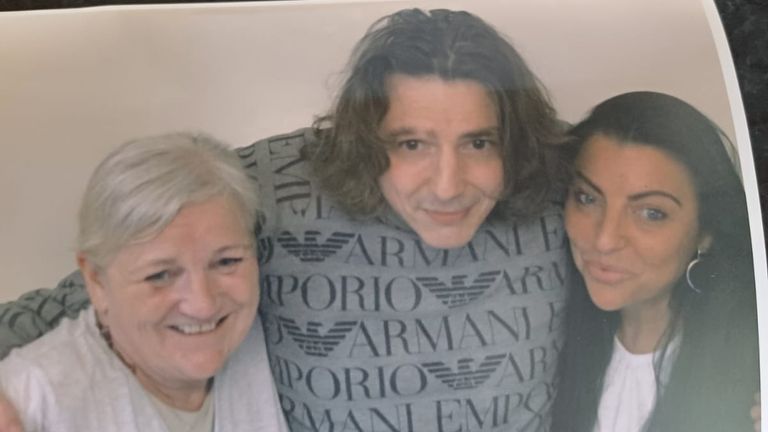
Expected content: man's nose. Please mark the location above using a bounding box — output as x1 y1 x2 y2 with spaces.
432 146 465 200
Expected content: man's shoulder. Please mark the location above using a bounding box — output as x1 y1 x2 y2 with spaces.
486 200 564 228
233 127 319 190
0 271 90 359
235 127 316 162
1 308 95 366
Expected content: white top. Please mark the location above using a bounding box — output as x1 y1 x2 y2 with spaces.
148 390 214 432
0 308 288 432
593 336 679 432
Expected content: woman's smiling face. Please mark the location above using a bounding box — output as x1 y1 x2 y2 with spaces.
565 134 709 316
82 196 259 398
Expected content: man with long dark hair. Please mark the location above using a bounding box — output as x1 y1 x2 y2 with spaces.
0 9 568 432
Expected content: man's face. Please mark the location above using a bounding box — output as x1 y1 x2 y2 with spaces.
378 74 504 249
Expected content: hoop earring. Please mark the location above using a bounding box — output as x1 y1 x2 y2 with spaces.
686 249 705 294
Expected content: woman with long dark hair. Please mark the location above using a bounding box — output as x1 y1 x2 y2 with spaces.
551 91 759 431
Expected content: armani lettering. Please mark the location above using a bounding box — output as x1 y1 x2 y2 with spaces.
272 354 429 401
435 382 553 432
500 262 566 295
268 135 313 216
262 267 560 313
342 309 532 358
268 222 563 270
280 394 416 432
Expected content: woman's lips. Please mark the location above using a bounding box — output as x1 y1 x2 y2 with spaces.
583 260 633 285
169 315 228 336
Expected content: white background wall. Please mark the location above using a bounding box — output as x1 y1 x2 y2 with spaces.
0 0 753 300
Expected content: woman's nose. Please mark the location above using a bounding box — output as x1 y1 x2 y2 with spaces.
178 271 218 319
594 210 627 253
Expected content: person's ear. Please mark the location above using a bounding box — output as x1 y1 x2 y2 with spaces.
77 253 108 320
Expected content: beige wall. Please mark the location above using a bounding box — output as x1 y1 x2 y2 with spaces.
0 0 752 300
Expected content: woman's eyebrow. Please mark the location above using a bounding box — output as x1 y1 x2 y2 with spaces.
213 244 252 255
575 171 683 207
628 190 683 207
573 171 603 196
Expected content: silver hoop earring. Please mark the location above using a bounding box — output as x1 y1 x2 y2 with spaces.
686 249 704 294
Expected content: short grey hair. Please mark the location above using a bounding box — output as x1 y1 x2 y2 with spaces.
77 132 259 270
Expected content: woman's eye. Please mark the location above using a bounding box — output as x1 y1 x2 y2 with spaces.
145 270 174 285
572 189 595 205
220 257 243 267
640 207 668 221
214 257 244 271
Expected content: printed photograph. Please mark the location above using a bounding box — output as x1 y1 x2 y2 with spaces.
0 0 763 431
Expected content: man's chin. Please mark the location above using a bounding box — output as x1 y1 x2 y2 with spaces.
416 228 475 250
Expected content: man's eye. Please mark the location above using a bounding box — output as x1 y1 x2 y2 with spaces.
471 138 491 150
398 140 421 151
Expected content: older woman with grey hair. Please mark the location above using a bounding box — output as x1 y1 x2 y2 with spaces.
0 133 287 431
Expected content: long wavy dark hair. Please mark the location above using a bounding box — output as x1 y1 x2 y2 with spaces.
303 8 566 218
551 91 759 431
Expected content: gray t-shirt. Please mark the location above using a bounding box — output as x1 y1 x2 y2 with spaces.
241 129 568 432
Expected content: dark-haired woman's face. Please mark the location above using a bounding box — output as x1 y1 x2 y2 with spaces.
565 134 709 317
